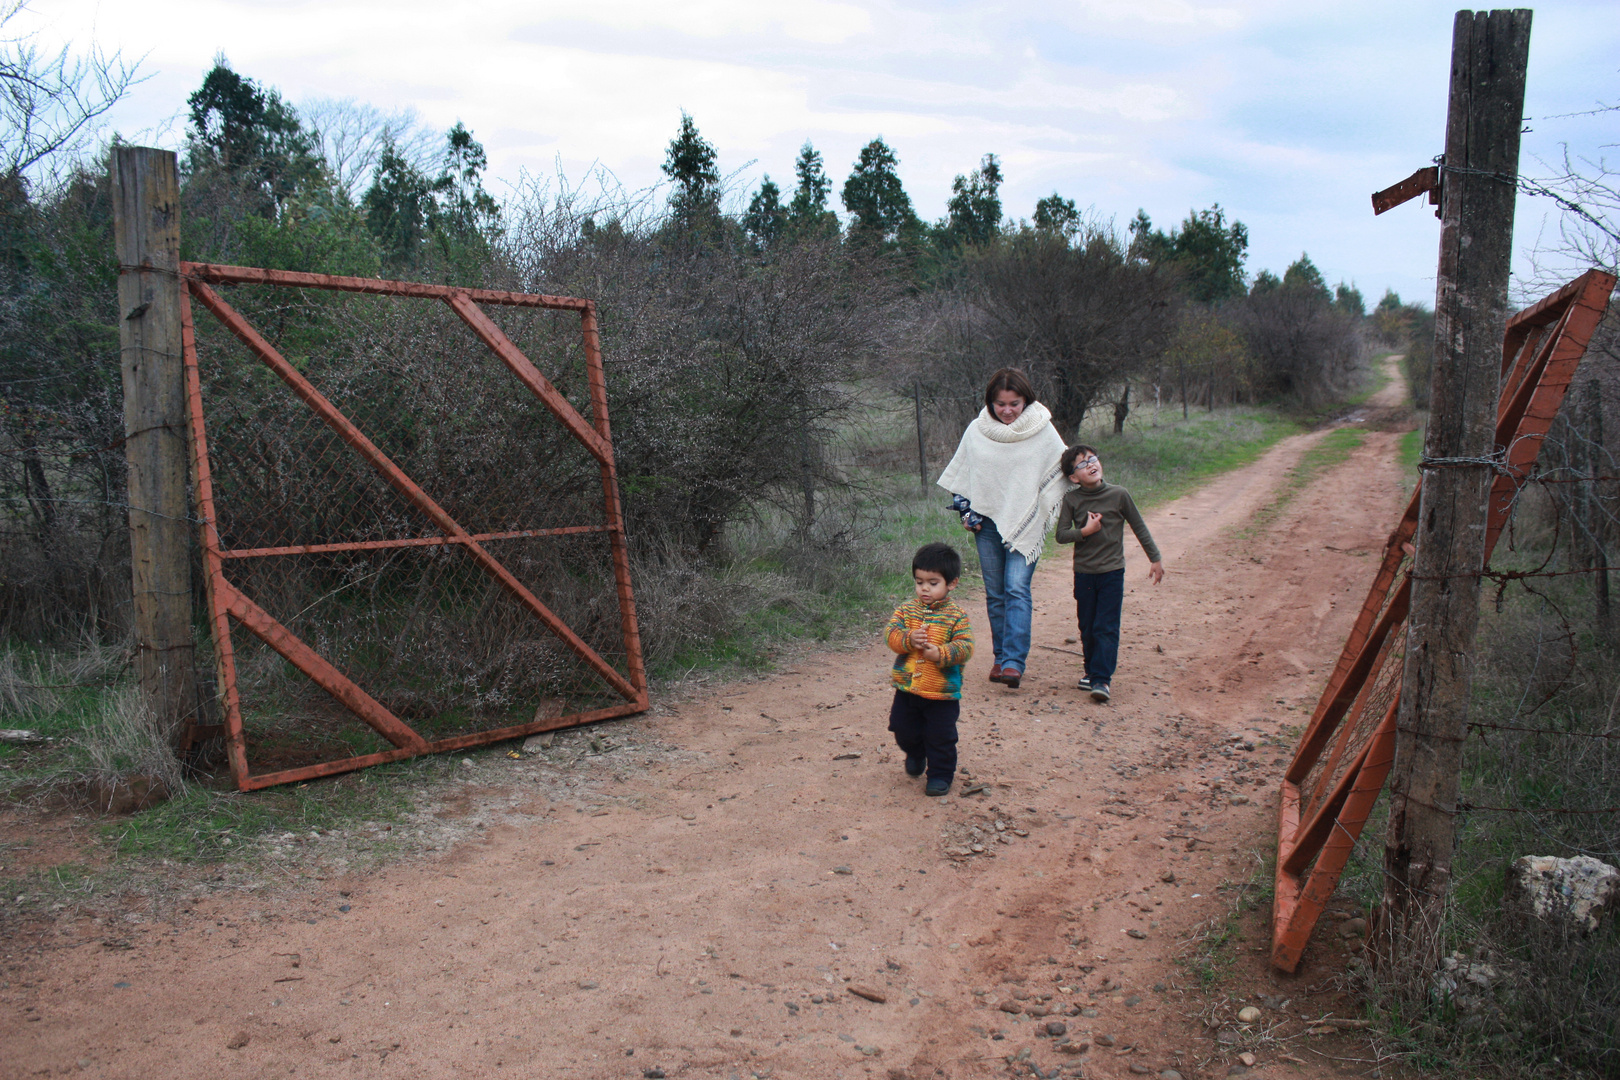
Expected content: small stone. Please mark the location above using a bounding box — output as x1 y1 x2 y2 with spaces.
1229 794 1249 806
811 995 823 1004
1160 1071 1184 1080
337 905 351 913
226 1032 250 1050
1045 1021 1067 1037
1237 1006 1262 1023
1124 995 1142 1007
998 1000 1022 1014
848 984 887 1003
833 866 853 875
578 979 599 990
730 1029 744 1037
1129 1065 1152 1075
1081 1008 1100 1018
1153 982 1167 992
643 1070 667 1079
1238 1052 1257 1067
1127 929 1147 939
1159 870 1176 883
1094 1034 1115 1047
1065 637 1078 644
1057 1041 1090 1055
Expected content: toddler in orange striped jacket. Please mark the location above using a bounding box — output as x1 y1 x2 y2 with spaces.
885 542 974 796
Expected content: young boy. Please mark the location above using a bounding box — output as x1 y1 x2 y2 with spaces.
1053 444 1164 703
885 542 974 796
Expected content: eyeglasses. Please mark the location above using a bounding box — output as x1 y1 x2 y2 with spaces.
1070 457 1099 470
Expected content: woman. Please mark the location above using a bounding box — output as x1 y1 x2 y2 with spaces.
936 369 1070 689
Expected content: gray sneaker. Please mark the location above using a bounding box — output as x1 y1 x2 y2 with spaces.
1076 675 1092 692
1090 682 1111 703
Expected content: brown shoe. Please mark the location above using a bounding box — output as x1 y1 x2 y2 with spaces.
1000 667 1022 689
988 664 1003 683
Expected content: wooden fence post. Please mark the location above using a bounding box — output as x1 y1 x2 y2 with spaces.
112 147 199 750
1380 9 1532 979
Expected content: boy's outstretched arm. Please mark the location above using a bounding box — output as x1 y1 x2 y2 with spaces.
1122 494 1164 584
885 606 913 654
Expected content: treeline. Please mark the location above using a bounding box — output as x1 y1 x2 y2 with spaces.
3 59 1376 644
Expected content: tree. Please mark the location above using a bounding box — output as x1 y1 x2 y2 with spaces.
1236 253 1360 405
1129 205 1249 303
1280 252 1330 302
301 98 439 205
186 58 323 214
955 223 1175 439
0 1 140 179
1034 193 1079 236
1334 282 1365 318
788 141 838 238
436 121 499 242
942 153 1002 248
360 122 498 272
661 110 720 227
841 137 918 249
743 175 786 248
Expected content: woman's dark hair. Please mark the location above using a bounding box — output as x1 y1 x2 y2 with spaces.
983 368 1038 413
912 542 962 583
1061 443 1100 476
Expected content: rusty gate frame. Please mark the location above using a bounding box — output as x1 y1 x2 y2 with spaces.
178 262 649 792
1271 268 1618 971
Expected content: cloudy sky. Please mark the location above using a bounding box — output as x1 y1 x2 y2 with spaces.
20 0 1620 306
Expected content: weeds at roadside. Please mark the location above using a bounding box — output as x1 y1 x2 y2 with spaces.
1235 427 1366 541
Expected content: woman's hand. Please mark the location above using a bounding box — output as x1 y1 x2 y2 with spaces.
963 519 980 532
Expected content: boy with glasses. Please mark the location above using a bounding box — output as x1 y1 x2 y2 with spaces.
1053 445 1164 702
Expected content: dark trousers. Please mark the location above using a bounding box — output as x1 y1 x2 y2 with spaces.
1074 568 1126 684
887 690 959 782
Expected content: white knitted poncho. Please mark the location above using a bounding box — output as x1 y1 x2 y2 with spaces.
935 400 1071 564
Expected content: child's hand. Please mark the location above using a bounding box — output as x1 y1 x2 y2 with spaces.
1148 561 1165 585
909 626 931 650
920 642 944 664
1080 511 1103 537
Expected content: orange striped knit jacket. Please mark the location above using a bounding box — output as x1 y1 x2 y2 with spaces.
885 597 974 700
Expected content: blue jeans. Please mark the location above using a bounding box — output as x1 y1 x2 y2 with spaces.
1074 568 1125 684
974 517 1037 673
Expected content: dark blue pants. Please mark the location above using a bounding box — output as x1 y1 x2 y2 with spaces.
1074 568 1126 684
888 690 959 782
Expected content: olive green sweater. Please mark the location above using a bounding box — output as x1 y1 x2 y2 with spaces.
1054 481 1161 574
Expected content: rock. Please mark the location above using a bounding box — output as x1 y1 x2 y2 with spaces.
833 866 854 875
1160 1071 1184 1080
1153 982 1167 992
1229 794 1249 806
643 1070 667 1079
1238 1052 1257 1067
1081 1008 1100 1018
998 1000 1022 1014
1339 917 1368 938
848 984 887 1003
578 980 599 990
1505 855 1620 933
521 732 555 754
0 729 44 744
833 752 862 760
1124 995 1142 1007
1129 1065 1152 1076
1236 1006 1262 1023
1057 1041 1090 1055
225 1032 250 1050
1094 1034 1115 1047
1127 929 1147 939
1159 870 1176 883
1045 1021 1067 1037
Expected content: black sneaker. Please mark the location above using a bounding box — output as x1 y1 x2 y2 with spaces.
1090 682 1111 703
905 756 925 777
924 777 951 797
1076 675 1092 692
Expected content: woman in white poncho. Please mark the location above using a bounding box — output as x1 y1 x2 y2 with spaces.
936 368 1070 689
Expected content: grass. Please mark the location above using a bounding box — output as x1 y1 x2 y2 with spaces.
1235 426 1367 540
1398 427 1424 489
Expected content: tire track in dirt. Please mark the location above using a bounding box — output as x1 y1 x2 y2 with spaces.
0 368 1415 1080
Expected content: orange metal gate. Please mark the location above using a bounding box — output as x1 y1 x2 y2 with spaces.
1271 268 1617 971
179 263 647 791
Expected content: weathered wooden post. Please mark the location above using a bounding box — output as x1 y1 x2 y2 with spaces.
112 147 199 750
1380 9 1531 978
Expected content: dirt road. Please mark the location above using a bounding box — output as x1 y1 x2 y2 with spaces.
1 363 1415 1080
